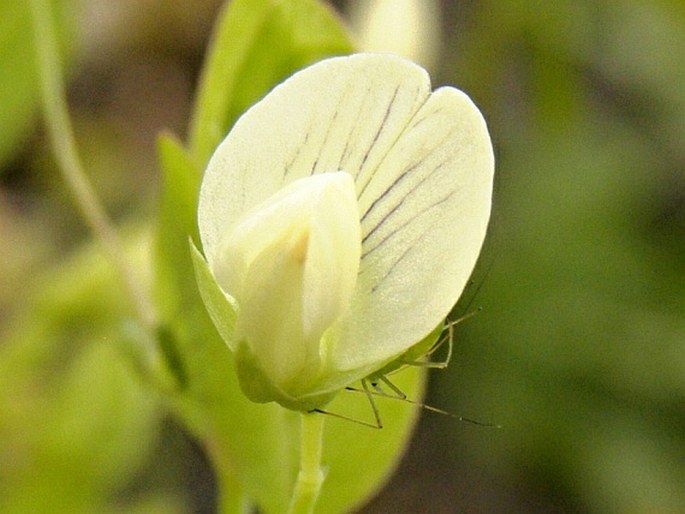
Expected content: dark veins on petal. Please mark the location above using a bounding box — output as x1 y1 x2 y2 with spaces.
310 110 338 175
370 188 458 292
361 155 454 258
360 152 431 224
357 89 439 203
356 85 402 197
360 125 455 245
311 81 358 176
407 105 444 132
284 130 310 179
338 87 373 171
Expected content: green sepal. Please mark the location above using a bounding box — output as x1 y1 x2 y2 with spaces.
189 239 237 350
191 239 337 411
234 344 337 411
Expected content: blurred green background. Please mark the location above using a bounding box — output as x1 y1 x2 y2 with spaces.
1 0 683 512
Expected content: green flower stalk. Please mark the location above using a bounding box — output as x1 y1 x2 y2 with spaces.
193 53 494 412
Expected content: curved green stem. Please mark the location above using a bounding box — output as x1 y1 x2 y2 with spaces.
287 413 325 514
29 0 156 330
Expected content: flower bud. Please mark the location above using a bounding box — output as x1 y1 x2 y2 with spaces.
213 171 361 395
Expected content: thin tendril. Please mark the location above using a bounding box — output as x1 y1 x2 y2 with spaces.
29 0 156 331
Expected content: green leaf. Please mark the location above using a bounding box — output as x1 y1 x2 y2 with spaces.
187 0 354 167
164 297 300 514
319 366 426 513
154 134 202 320
0 1 40 166
0 0 73 167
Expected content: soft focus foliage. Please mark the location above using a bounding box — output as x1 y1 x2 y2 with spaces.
1 0 684 513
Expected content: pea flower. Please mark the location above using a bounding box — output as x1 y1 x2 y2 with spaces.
192 53 494 412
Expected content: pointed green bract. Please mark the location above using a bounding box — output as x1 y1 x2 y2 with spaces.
190 241 238 348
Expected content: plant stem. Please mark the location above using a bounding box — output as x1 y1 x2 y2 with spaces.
29 0 156 330
287 413 325 514
214 457 252 514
